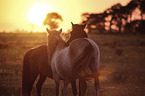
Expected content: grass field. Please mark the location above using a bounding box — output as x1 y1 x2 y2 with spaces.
0 33 145 96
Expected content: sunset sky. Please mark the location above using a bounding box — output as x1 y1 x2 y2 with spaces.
0 0 131 32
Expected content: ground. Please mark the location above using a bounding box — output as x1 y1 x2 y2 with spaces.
0 33 145 96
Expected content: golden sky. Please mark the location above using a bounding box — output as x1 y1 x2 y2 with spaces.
0 0 130 32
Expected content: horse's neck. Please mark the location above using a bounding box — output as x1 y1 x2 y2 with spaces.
67 30 87 45
73 30 87 37
73 29 84 34
56 41 66 50
49 40 65 55
47 44 53 64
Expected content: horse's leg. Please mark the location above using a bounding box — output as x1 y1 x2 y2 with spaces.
24 73 38 96
30 74 38 96
61 80 69 96
94 75 100 96
36 74 46 96
22 73 38 96
55 80 60 96
71 80 77 96
90 66 100 96
79 79 87 96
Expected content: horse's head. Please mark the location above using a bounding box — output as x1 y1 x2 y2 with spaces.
71 22 86 32
46 28 62 40
66 22 88 44
46 28 63 61
46 28 63 48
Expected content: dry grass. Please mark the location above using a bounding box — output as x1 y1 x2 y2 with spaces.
0 33 145 96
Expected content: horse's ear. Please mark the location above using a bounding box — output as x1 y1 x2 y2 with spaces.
46 28 51 34
59 28 62 34
83 24 86 29
71 22 74 25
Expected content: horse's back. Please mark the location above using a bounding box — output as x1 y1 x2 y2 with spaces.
69 38 90 57
24 45 47 58
28 45 48 64
30 45 48 59
70 38 100 77
70 38 100 57
24 48 35 60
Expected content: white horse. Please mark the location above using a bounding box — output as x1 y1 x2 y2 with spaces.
47 28 100 96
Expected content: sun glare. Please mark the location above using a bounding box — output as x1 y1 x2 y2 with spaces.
28 3 52 25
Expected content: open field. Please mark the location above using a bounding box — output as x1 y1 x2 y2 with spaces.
0 33 145 96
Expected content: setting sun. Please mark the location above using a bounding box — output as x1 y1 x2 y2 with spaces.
28 3 53 25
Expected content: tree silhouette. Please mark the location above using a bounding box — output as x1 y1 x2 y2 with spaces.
139 0 145 20
43 12 63 30
81 12 108 34
108 3 122 32
125 0 138 22
81 0 144 34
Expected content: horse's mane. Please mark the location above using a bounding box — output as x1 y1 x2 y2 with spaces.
58 39 67 49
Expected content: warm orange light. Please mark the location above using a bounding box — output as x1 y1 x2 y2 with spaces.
28 3 53 25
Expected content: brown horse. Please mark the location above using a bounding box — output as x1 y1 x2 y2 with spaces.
22 23 88 96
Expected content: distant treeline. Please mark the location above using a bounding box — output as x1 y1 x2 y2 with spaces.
81 0 145 34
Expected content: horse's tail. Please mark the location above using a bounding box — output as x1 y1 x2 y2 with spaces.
22 49 33 96
72 40 98 78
